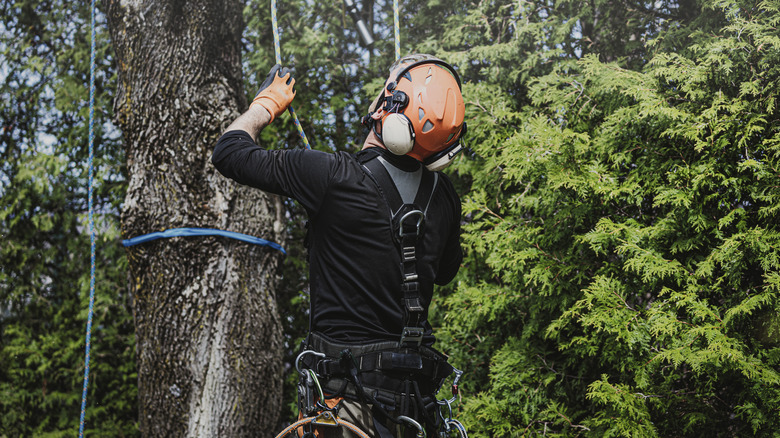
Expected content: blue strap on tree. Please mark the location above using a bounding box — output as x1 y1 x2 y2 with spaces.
122 227 286 254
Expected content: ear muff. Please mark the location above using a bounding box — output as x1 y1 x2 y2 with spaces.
423 122 467 171
424 143 462 171
373 86 415 155
381 113 415 155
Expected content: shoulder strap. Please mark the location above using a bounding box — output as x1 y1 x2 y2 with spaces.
361 154 438 219
362 156 404 216
360 153 439 347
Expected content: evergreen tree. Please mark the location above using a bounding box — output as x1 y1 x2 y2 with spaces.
0 0 137 435
6 0 780 435
431 0 780 435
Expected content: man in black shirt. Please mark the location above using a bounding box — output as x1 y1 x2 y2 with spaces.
212 54 466 437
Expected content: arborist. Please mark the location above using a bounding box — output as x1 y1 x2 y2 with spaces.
212 53 467 437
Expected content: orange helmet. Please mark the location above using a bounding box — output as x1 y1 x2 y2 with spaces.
366 55 466 171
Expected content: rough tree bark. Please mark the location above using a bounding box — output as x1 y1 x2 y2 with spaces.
106 1 285 435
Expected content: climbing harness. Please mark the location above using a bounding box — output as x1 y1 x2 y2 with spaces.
283 151 469 438
294 334 467 438
360 152 439 347
78 0 97 436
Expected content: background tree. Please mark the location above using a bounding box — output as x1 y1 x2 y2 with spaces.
105 0 285 435
0 0 137 436
429 0 780 435
5 0 780 436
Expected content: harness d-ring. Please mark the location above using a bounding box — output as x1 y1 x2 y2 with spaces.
398 209 424 237
397 415 426 438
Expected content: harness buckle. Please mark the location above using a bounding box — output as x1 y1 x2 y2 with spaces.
400 326 424 346
402 246 417 261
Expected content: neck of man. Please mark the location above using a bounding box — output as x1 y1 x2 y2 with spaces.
361 130 386 151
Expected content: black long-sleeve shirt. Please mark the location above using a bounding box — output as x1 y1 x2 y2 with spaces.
212 130 462 346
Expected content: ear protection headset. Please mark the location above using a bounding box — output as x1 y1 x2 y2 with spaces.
363 58 467 170
376 80 414 155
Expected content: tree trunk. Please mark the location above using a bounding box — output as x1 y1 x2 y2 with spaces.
106 1 285 435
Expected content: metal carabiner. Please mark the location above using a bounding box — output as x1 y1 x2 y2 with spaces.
437 367 464 407
295 350 326 376
437 399 453 434
295 350 327 417
397 415 426 438
445 419 468 437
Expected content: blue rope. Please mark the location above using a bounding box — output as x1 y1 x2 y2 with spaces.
122 228 287 255
79 0 97 435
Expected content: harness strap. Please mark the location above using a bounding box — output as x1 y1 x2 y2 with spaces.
318 376 438 411
302 333 452 376
301 332 453 433
312 350 446 378
301 332 453 392
361 152 438 346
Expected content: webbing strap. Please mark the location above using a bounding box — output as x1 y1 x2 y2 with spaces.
361 153 438 346
362 157 437 216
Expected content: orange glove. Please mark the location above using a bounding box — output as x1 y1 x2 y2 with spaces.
250 64 296 122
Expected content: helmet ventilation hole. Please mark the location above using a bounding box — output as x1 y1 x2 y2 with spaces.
422 120 435 133
419 108 425 121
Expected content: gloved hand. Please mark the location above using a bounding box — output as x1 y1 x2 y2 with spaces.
250 64 296 122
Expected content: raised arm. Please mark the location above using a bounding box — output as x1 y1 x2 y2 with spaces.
224 64 296 141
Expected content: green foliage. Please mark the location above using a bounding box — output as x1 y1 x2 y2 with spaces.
6 0 780 435
429 0 780 436
0 0 137 435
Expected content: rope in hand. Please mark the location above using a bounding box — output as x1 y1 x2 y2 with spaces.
78 0 97 435
271 0 311 149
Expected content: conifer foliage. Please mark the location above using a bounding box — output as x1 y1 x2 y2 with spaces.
3 0 780 435
0 0 137 435
433 0 780 435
